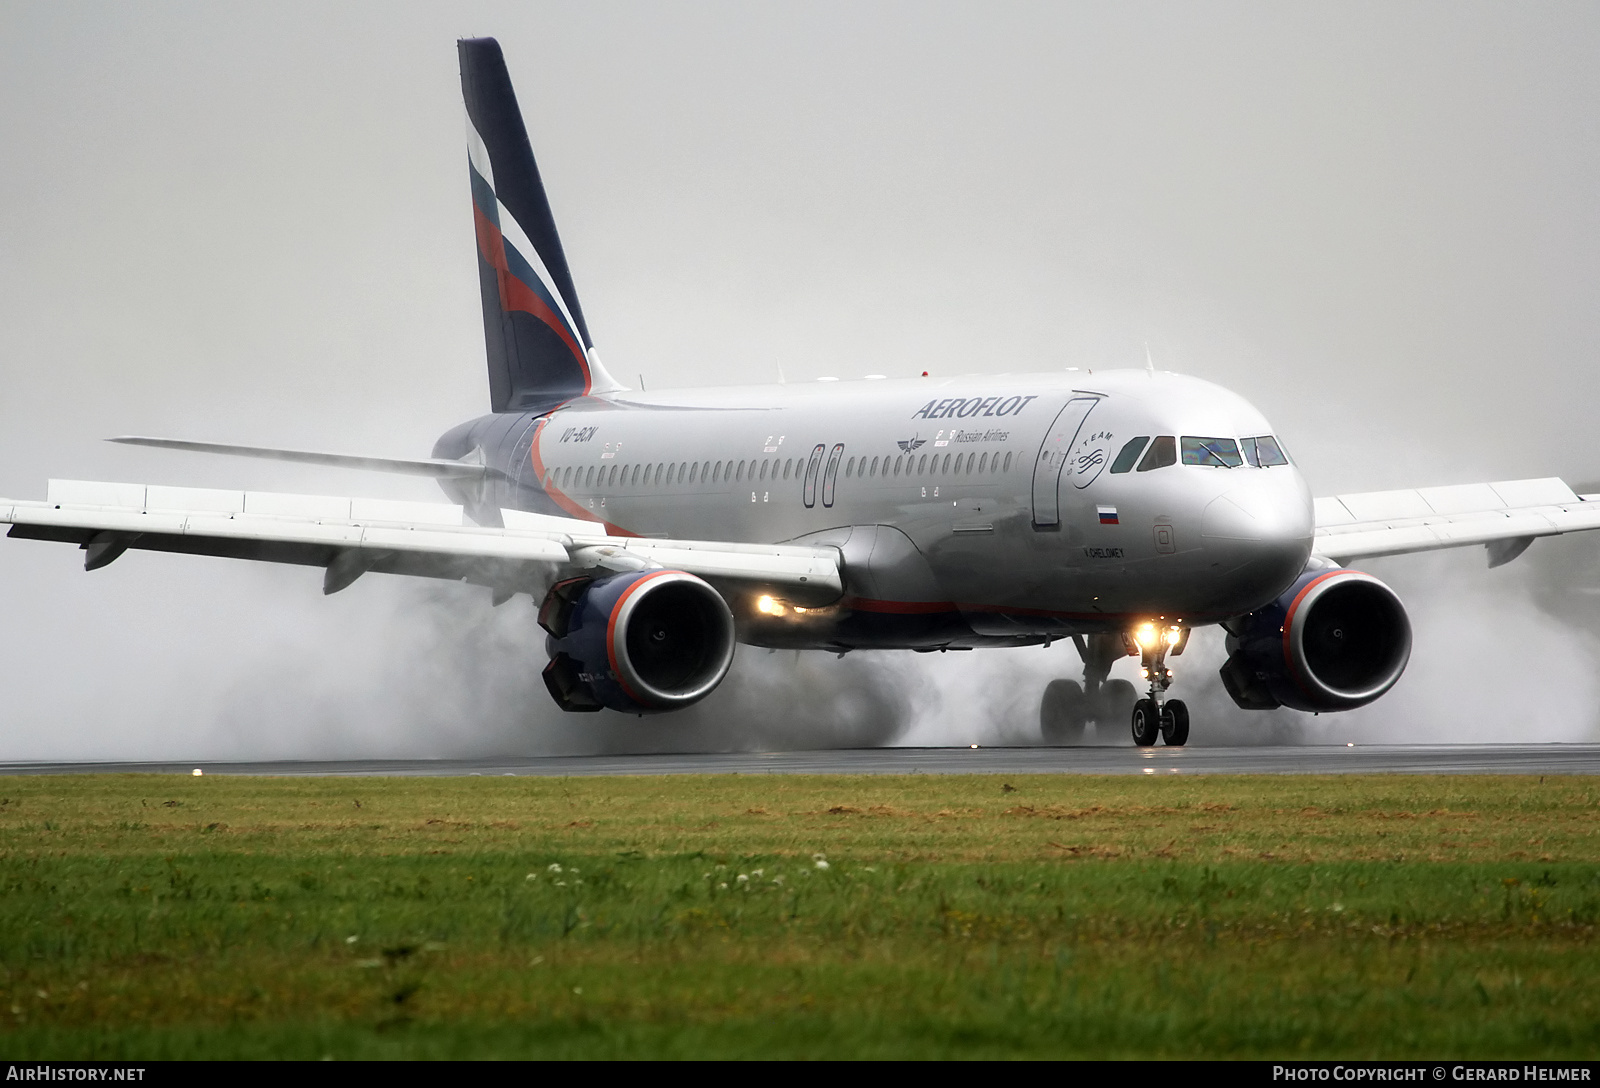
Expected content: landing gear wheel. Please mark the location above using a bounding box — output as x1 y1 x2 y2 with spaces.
1098 679 1138 730
1130 698 1160 747
1040 680 1087 744
1160 699 1190 747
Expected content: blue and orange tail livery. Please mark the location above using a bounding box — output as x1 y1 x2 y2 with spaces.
458 37 622 412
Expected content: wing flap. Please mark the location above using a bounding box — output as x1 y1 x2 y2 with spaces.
1314 476 1600 562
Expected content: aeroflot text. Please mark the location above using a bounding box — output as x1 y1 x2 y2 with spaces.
911 396 1037 420
1272 1070 1591 1082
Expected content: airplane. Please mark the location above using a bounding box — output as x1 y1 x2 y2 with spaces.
5 36 1600 748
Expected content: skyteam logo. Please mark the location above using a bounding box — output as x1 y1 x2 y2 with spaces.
1068 429 1115 489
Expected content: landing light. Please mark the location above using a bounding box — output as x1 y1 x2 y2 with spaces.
1136 622 1183 650
756 595 786 617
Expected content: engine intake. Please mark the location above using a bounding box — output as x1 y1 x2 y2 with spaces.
1219 566 1411 713
539 570 736 713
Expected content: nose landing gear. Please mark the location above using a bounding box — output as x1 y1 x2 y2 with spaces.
1130 622 1189 748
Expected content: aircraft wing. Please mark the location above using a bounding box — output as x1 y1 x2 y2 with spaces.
1314 476 1600 566
0 480 842 604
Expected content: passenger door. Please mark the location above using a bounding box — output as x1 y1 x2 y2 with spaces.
1031 396 1099 529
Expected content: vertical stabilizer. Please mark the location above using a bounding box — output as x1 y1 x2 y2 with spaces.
459 37 623 411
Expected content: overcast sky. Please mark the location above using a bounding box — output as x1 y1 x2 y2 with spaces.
3 2 1598 759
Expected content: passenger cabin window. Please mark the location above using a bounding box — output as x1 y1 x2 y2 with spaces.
1110 436 1150 474
1136 435 1177 472
1241 435 1290 467
1181 437 1243 468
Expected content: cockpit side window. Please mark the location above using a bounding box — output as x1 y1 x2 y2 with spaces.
1181 436 1243 468
1109 436 1150 474
1246 435 1290 466
1136 435 1176 472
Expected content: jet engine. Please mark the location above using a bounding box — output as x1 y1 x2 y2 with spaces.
538 570 736 713
1219 564 1411 713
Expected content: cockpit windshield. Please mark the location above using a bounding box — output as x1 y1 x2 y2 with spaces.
1240 436 1290 467
1180 437 1243 468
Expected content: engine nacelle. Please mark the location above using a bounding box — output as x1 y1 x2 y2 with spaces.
1219 565 1412 713
537 570 736 714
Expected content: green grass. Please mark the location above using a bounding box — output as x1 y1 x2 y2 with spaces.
0 773 1597 1058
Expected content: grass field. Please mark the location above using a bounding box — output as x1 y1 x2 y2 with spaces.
0 772 1596 1059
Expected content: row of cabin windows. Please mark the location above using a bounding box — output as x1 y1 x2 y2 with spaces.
845 450 1012 478
547 449 1016 492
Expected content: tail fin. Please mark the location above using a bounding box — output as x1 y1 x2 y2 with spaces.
458 38 623 412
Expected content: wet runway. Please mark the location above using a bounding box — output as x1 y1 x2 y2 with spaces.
2 744 1599 777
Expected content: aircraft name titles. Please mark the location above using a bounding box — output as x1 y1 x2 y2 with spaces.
912 395 1038 420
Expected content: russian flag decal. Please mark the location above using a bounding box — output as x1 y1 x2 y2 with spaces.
1097 505 1119 525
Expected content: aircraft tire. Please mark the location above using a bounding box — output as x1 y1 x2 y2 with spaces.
1130 699 1160 747
1160 699 1190 747
1040 679 1087 744
1098 678 1138 727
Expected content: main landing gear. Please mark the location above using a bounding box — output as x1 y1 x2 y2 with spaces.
1039 632 1138 743
1038 624 1190 747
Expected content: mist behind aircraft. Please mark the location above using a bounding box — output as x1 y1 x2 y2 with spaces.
2 2 1599 759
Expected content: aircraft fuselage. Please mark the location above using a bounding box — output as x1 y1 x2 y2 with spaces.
433 368 1314 651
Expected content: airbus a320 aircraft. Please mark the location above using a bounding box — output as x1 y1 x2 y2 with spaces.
6 39 1600 747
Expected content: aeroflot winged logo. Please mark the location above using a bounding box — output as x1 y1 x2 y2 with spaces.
458 37 614 408
466 124 588 374
912 395 1039 420
896 436 926 453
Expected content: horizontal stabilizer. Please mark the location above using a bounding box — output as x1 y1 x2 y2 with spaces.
109 437 489 480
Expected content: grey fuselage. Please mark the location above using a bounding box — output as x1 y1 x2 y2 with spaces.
433 369 1314 651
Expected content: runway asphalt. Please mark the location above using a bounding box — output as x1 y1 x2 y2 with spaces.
2 744 1599 777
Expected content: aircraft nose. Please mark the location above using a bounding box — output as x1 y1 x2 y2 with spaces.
1201 475 1314 547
